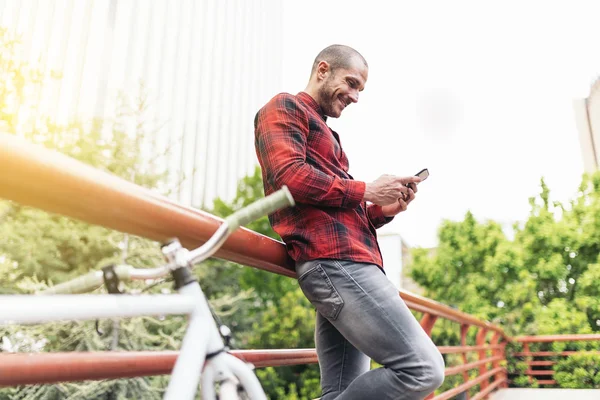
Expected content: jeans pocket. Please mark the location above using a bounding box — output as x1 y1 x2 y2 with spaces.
298 263 344 320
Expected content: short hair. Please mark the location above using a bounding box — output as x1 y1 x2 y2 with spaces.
310 45 368 77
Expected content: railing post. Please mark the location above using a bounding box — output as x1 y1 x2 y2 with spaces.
522 342 533 384
461 324 471 400
420 312 439 337
476 328 489 392
490 332 505 388
500 339 509 388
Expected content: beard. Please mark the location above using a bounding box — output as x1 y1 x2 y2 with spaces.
317 77 338 117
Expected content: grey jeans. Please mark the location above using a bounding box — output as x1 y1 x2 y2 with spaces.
296 259 445 400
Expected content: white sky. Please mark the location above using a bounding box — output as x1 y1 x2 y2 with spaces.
277 0 600 248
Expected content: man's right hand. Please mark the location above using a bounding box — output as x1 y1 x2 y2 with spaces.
363 174 422 206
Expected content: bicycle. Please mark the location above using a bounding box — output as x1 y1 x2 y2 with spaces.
0 186 295 400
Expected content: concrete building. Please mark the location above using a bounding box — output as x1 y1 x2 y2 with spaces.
573 77 600 173
378 233 406 290
378 233 429 294
0 0 283 208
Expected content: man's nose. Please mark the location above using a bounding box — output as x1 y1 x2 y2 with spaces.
349 91 359 103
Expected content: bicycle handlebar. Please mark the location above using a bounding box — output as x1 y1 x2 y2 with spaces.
40 270 104 295
38 265 129 295
37 186 295 295
224 186 294 232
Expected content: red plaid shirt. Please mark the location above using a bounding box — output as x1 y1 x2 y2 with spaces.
254 92 392 268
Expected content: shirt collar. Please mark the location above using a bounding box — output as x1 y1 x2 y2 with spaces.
297 92 327 122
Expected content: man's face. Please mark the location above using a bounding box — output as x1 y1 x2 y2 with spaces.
317 58 368 118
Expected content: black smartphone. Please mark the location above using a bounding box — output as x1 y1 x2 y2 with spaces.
415 168 429 181
407 168 429 192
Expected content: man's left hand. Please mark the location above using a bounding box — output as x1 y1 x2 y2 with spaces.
381 185 416 217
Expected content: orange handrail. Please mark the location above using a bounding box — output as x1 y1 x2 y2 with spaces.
511 334 600 386
0 133 295 276
515 334 600 343
14 134 597 398
0 350 319 386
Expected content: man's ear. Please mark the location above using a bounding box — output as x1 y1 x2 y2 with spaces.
317 61 330 81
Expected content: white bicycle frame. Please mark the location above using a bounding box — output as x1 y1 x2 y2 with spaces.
0 187 295 400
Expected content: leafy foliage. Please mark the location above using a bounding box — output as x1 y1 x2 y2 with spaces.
0 25 321 399
5 22 600 398
411 174 600 388
554 353 600 388
0 27 187 399
206 167 321 399
412 175 600 335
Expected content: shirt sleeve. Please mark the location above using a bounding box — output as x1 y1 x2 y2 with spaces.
367 203 394 229
255 94 365 208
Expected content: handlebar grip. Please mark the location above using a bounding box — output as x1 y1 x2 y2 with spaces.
225 186 295 232
36 271 104 295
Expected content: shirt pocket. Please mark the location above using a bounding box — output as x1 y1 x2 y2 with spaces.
298 263 344 320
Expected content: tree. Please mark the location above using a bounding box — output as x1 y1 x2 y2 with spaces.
0 27 193 399
209 166 298 306
554 353 600 388
247 289 320 400
411 175 600 388
1 26 319 399
207 166 321 399
411 176 600 336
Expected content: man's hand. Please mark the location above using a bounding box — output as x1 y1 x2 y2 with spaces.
363 174 421 206
381 186 416 217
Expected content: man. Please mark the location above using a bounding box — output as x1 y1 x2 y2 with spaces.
254 44 444 400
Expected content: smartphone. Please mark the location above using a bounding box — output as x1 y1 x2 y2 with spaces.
415 168 429 181
407 168 429 192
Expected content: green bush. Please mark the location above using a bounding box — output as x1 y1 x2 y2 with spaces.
554 353 600 388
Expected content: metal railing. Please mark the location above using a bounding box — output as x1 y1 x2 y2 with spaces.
0 133 508 398
511 334 600 386
0 350 319 386
2 133 598 398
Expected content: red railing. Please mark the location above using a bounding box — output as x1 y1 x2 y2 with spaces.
1 133 597 399
511 334 600 386
0 350 319 386
0 133 509 398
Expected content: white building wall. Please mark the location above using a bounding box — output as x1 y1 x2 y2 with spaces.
574 78 600 173
0 0 283 207
378 233 404 290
